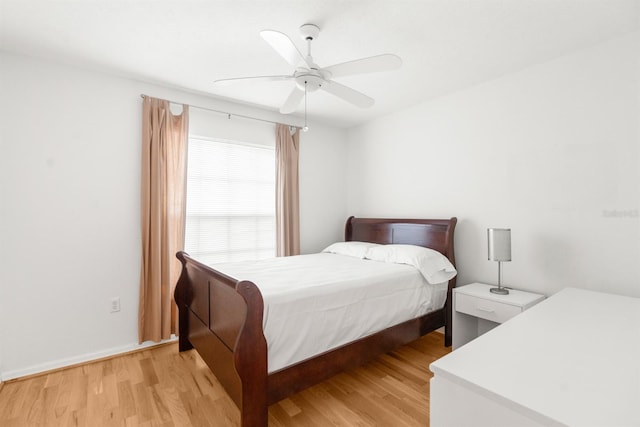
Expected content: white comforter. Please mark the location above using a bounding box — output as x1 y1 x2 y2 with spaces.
212 253 448 373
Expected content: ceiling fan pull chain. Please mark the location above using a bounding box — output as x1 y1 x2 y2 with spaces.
303 81 309 132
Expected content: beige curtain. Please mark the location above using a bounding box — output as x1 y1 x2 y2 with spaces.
275 124 300 256
139 96 189 343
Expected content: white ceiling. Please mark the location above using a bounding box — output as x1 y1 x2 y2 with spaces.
1 0 639 128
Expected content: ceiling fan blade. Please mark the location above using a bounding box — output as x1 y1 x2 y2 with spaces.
324 54 402 78
214 75 292 85
280 87 304 114
321 81 374 108
260 30 309 68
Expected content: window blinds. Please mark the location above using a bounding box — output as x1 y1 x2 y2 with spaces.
184 137 276 265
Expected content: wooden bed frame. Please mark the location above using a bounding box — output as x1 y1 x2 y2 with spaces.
174 216 457 426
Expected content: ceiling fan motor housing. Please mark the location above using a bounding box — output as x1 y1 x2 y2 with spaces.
294 69 325 92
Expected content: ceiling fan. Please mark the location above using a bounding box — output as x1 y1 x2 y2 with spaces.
214 24 402 115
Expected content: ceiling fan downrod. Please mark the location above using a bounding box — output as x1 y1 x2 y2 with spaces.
300 23 319 64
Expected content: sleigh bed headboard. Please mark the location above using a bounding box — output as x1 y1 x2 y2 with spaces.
344 216 457 267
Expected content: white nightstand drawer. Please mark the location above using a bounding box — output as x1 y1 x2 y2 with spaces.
456 293 521 324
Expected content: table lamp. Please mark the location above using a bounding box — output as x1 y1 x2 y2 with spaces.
488 228 511 295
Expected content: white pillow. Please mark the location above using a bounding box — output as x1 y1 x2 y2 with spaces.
365 244 457 284
322 241 381 259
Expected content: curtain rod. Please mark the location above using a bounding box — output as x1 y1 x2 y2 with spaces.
140 94 300 129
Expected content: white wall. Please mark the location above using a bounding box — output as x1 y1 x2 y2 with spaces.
299 123 349 253
0 52 347 380
347 31 640 298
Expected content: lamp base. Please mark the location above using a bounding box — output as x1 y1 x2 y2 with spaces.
490 287 509 295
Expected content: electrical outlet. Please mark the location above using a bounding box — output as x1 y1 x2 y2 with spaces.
110 297 121 313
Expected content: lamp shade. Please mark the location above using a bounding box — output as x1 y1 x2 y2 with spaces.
488 228 511 262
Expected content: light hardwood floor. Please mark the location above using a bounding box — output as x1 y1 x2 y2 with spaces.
0 331 450 426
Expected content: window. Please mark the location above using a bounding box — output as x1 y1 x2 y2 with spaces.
184 136 275 264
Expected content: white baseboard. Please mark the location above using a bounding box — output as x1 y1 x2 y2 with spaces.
3 328 445 381
1 336 178 381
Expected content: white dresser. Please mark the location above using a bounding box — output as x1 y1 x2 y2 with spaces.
430 287 640 427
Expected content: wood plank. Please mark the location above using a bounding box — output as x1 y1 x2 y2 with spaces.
0 331 450 426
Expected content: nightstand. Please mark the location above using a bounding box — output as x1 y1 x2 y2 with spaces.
452 282 545 349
